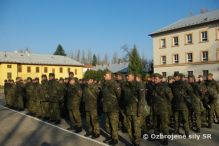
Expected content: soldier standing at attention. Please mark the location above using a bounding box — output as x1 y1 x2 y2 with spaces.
172 73 195 137
47 73 62 125
14 77 25 111
151 73 173 145
102 71 121 145
4 80 11 107
123 72 145 146
67 77 83 133
204 73 219 128
83 77 100 138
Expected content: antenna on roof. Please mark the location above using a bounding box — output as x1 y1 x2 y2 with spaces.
4 51 7 57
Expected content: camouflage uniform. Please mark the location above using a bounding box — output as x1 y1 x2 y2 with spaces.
124 80 145 145
47 79 62 122
205 79 219 124
67 82 82 130
40 80 50 119
14 82 25 110
25 82 36 114
151 81 173 136
83 82 100 136
172 80 195 135
4 81 11 106
102 80 121 142
33 82 43 117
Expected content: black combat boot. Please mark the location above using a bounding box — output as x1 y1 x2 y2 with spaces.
108 139 118 146
92 133 100 139
84 131 92 137
208 123 212 128
75 127 82 133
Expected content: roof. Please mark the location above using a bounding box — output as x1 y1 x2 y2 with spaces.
0 51 83 66
92 62 128 73
149 9 219 36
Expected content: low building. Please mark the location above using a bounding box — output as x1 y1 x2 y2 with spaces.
92 62 128 73
149 10 219 80
0 51 84 85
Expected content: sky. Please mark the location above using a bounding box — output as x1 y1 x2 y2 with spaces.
0 0 219 61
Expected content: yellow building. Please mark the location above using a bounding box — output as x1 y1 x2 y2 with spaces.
0 51 84 86
149 10 219 80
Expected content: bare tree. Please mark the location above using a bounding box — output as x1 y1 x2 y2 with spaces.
112 52 119 64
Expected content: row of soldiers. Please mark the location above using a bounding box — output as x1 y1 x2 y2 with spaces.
3 71 219 146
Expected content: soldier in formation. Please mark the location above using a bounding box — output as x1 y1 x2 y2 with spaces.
3 71 219 146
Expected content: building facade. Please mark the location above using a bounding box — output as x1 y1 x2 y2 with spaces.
0 51 84 86
150 10 219 80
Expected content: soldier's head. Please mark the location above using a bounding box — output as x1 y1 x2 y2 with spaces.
69 72 74 78
104 71 112 81
59 78 64 84
167 76 174 84
41 74 47 81
174 72 180 81
207 73 213 81
179 73 186 81
188 75 195 83
115 72 123 81
151 74 155 83
27 77 32 83
144 74 151 82
154 73 162 84
69 77 77 85
197 75 203 82
87 78 94 84
64 77 69 83
127 72 135 82
16 77 22 82
34 78 39 84
135 74 142 82
49 73 55 80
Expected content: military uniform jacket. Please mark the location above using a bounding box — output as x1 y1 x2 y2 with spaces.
151 82 173 114
124 81 145 116
67 83 82 110
47 80 61 102
172 80 195 110
83 83 100 111
101 80 121 112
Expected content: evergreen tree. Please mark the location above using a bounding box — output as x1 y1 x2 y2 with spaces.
92 54 97 66
128 45 142 74
53 44 66 56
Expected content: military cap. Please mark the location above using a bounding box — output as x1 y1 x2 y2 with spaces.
27 77 32 80
144 74 151 78
153 73 162 78
41 74 47 78
115 72 122 76
167 76 174 80
49 73 55 77
174 72 180 77
34 77 39 81
69 72 74 75
198 75 203 78
179 73 185 78
208 73 213 76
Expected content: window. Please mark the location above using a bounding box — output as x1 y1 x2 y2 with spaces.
162 72 167 77
203 70 209 78
173 36 179 46
187 53 193 62
201 31 208 42
68 68 71 73
186 34 192 44
7 65 12 68
202 51 208 61
174 71 179 75
17 65 22 72
188 71 193 76
173 54 179 64
217 29 219 40
59 67 63 73
44 67 48 73
52 68 55 73
7 72 12 79
161 56 166 64
160 39 166 48
75 69 77 75
27 66 31 73
36 67 40 73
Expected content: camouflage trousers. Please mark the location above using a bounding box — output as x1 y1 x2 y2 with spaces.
174 109 189 133
49 102 60 121
214 101 219 120
40 101 50 118
127 115 141 145
105 112 119 140
69 109 82 128
15 96 24 110
153 111 169 135
85 110 100 135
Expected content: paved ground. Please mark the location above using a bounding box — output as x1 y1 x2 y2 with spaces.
0 94 219 146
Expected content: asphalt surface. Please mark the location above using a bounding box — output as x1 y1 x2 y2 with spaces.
0 94 219 146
